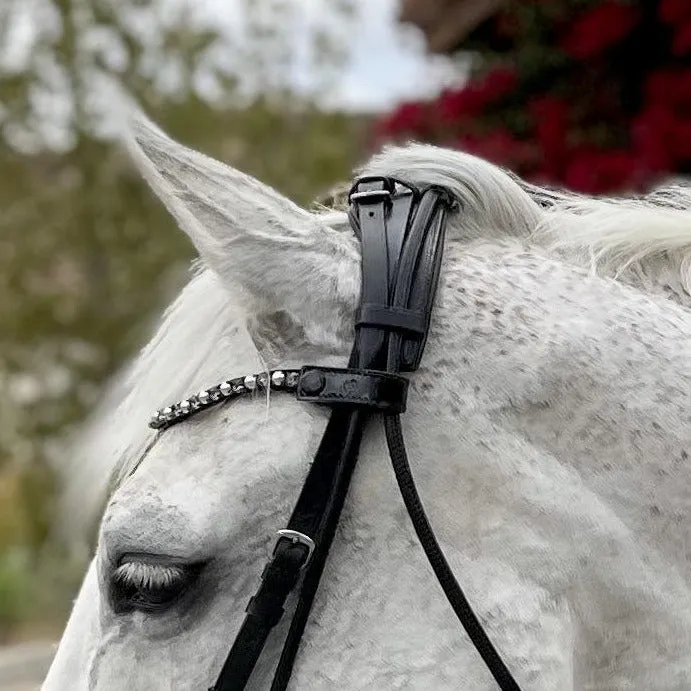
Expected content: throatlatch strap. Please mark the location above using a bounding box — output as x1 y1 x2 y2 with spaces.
353 182 522 691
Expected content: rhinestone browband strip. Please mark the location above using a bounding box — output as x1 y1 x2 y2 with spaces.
149 369 301 430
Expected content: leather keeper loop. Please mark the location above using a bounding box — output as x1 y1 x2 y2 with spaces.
296 367 409 414
356 304 426 335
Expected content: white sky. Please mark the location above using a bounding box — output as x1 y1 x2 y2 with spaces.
4 0 463 112
326 1 462 110
1 0 465 150
194 0 463 111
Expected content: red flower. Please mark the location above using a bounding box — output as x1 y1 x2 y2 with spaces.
376 101 428 138
564 148 641 194
529 96 569 175
633 107 691 168
438 87 484 121
437 67 517 121
560 2 640 59
673 20 691 56
631 108 675 172
644 69 691 110
659 0 691 24
664 116 691 161
481 67 518 100
455 129 538 171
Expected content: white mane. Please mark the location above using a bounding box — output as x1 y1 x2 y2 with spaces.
525 179 691 299
61 133 691 550
360 144 691 301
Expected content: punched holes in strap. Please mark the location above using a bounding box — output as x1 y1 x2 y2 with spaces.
296 366 409 414
356 304 426 336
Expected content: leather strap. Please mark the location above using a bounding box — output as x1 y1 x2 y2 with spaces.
296 366 409 413
211 540 307 690
356 304 426 335
210 177 522 691
211 398 365 691
351 177 396 370
211 180 413 691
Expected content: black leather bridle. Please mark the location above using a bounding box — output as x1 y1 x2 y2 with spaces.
150 177 523 690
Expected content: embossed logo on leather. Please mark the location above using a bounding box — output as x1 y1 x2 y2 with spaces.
342 378 358 396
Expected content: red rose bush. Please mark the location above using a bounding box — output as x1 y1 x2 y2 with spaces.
377 1 691 194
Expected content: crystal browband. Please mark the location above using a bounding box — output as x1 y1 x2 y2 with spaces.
149 369 301 430
149 367 411 430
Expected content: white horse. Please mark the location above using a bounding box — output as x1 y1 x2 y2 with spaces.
44 115 691 690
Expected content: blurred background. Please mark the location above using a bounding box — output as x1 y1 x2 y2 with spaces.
1 0 689 684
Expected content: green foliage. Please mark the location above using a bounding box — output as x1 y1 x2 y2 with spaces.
0 550 32 639
0 545 86 641
0 0 362 634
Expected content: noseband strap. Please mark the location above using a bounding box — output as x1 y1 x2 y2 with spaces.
202 177 522 691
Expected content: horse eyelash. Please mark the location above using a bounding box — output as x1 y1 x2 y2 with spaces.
113 561 187 590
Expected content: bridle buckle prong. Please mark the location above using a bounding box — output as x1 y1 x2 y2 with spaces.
348 188 392 204
273 529 315 569
347 175 397 206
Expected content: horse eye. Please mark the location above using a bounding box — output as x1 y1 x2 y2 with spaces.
109 557 203 614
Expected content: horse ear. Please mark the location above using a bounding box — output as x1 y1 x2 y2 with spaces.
126 113 360 347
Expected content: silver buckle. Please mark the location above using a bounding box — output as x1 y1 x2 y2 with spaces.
273 529 315 569
349 189 392 204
